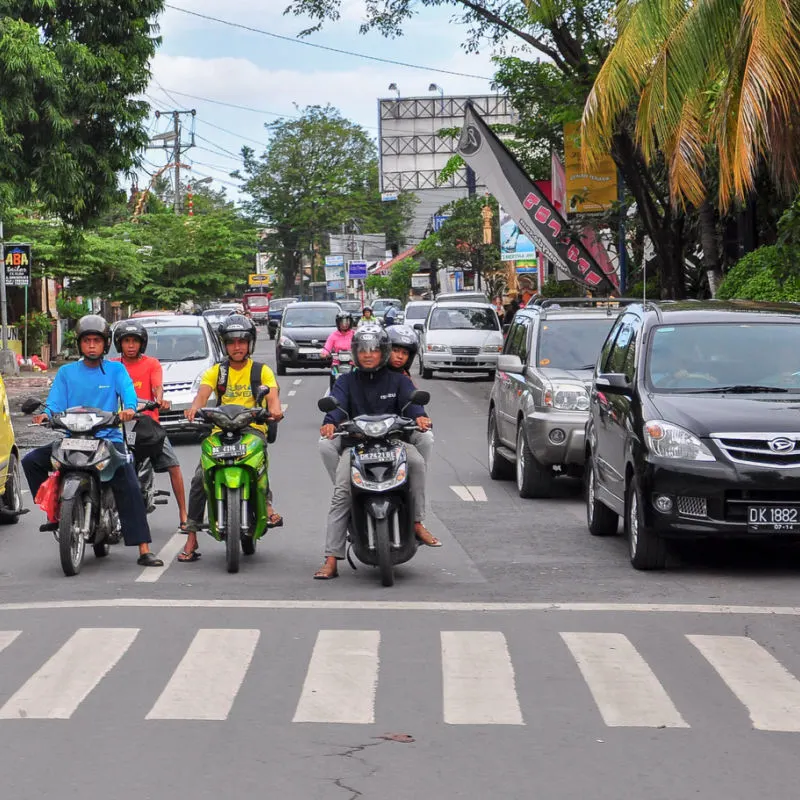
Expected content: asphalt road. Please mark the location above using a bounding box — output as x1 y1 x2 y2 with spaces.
3 336 800 799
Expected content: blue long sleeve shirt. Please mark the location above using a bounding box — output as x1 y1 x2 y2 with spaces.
323 368 425 426
44 359 137 443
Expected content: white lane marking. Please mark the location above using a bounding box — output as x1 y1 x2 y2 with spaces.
281 403 289 413
441 631 523 725
688 634 800 731
293 379 302 385
0 630 21 653
450 485 474 501
146 629 259 720
6 600 800 614
135 532 185 583
293 630 380 724
561 632 688 728
0 628 139 719
288 390 296 397
466 486 487 502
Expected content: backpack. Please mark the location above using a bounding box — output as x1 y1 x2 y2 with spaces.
215 359 278 444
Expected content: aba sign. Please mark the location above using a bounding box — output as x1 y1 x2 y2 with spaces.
2 244 32 287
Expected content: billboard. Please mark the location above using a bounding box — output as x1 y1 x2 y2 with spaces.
563 122 617 213
499 207 537 264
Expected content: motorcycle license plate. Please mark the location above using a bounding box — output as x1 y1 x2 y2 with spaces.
211 444 247 458
360 449 394 463
748 505 800 532
61 438 99 452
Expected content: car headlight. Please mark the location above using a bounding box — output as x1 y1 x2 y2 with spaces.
481 344 503 353
426 343 450 353
278 336 296 348
544 383 590 411
644 420 715 461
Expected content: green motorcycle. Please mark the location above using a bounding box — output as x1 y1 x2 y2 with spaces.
196 393 272 573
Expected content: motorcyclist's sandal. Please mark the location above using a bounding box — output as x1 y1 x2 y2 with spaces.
137 552 164 567
177 549 201 562
414 524 442 547
313 562 339 580
267 511 284 529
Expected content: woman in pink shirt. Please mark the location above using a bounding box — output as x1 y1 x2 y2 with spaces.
321 313 355 391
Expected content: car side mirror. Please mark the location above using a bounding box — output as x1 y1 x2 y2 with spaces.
318 396 339 413
21 396 43 414
595 373 632 395
497 354 524 374
413 323 424 332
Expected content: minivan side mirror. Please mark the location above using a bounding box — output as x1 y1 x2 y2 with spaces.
595 373 632 395
497 354 524 375
413 323 424 333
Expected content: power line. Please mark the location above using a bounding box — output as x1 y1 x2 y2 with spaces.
165 4 493 82
200 119 265 148
158 88 299 120
194 134 242 160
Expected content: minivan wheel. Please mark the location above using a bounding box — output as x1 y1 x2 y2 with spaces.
626 476 668 570
421 359 433 380
276 362 287 376
515 425 553 498
585 453 619 536
487 409 513 480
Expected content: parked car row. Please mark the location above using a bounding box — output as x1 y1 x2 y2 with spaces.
487 298 800 571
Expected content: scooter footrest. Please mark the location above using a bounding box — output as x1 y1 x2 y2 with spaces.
154 490 170 497
153 498 169 505
39 521 59 532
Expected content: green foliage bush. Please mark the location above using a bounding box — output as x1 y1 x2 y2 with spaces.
717 245 800 302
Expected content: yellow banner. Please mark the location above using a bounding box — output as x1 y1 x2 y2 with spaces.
563 122 617 213
248 273 271 286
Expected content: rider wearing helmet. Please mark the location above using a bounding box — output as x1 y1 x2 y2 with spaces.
386 325 419 375
182 314 284 561
21 315 164 566
320 312 356 390
113 321 188 534
358 306 375 326
316 324 440 580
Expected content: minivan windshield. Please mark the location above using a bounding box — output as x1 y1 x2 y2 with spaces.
648 322 800 392
144 326 209 362
404 304 431 320
537 318 616 370
429 306 499 331
269 298 296 311
282 306 339 327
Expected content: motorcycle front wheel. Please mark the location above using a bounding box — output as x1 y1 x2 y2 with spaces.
225 486 241 574
59 494 87 577
374 517 394 587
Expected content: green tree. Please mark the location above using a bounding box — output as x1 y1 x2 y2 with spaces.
237 105 413 291
0 1 163 224
365 257 418 299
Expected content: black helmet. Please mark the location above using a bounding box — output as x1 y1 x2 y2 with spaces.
387 325 418 367
113 321 148 354
351 323 390 372
75 314 112 356
335 312 352 331
218 314 257 354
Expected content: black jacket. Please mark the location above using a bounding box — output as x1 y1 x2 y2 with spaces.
324 368 425 426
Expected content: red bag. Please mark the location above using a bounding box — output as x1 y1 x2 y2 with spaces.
34 472 61 523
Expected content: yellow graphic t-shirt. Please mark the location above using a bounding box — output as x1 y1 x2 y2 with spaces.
200 359 279 434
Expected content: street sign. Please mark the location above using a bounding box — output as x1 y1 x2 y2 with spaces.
325 265 345 282
325 255 344 267
381 192 398 202
2 244 31 287
327 280 345 292
411 273 429 289
248 273 270 287
433 214 451 232
348 260 368 280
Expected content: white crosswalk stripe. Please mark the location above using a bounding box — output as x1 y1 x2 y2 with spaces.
146 629 260 721
441 631 523 725
293 630 380 724
688 634 800 732
0 628 138 720
561 632 688 728
4 626 800 730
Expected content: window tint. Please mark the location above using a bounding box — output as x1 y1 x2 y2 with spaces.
282 307 339 327
429 307 499 331
504 316 530 361
599 316 625 372
537 318 617 370
605 318 636 376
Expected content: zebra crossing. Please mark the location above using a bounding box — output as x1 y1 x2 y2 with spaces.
2 625 800 730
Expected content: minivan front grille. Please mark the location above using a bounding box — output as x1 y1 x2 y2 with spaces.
711 433 800 469
451 346 480 356
164 381 193 393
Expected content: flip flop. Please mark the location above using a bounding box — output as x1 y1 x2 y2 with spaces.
313 565 339 580
177 549 201 562
267 512 284 529
415 525 443 547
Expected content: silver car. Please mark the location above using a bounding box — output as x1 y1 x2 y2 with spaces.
415 301 503 379
129 315 224 434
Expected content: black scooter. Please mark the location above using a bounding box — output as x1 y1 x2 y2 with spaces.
318 389 430 587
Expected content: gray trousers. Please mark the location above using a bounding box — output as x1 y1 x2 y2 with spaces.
319 430 433 480
322 440 427 559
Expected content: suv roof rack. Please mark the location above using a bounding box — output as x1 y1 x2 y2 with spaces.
530 297 641 309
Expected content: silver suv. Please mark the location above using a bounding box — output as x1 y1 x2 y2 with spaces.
487 299 628 497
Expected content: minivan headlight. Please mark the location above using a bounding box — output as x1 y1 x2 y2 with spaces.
481 344 503 353
279 335 296 348
544 383 590 411
644 420 715 461
426 344 450 353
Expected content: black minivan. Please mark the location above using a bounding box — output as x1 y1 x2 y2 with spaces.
585 301 800 569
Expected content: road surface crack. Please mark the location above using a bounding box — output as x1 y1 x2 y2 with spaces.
333 778 363 799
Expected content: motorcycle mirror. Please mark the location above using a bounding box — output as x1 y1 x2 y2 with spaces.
256 384 271 404
409 389 431 406
318 396 339 413
21 396 43 414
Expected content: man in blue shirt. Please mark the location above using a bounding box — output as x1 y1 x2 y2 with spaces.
21 315 163 567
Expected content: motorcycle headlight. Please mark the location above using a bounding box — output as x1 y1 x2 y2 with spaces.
355 418 395 438
279 335 296 348
481 344 503 353
644 420 715 461
95 458 110 472
426 343 450 353
50 457 60 470
544 384 590 411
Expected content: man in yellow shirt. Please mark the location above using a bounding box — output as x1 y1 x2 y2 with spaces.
181 315 283 561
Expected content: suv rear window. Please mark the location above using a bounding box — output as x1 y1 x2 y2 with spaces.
537 318 616 369
429 307 499 331
282 307 339 327
144 326 209 362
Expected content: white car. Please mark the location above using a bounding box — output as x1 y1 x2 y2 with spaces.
414 301 504 379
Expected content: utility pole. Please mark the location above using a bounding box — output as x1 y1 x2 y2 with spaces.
151 109 196 213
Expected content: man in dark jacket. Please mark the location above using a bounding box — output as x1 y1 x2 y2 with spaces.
315 325 439 579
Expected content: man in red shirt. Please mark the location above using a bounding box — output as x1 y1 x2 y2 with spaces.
113 321 188 531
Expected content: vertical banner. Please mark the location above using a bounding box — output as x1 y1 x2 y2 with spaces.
499 207 537 276
563 122 617 213
551 152 568 216
457 103 617 292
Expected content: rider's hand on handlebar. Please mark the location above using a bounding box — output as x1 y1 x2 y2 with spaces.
160 398 171 411
119 409 136 422
416 416 432 432
184 407 199 422
320 423 336 439
32 413 47 425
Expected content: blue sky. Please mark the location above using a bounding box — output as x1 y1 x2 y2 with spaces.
140 1 503 200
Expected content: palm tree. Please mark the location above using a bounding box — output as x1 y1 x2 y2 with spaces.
581 0 800 211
